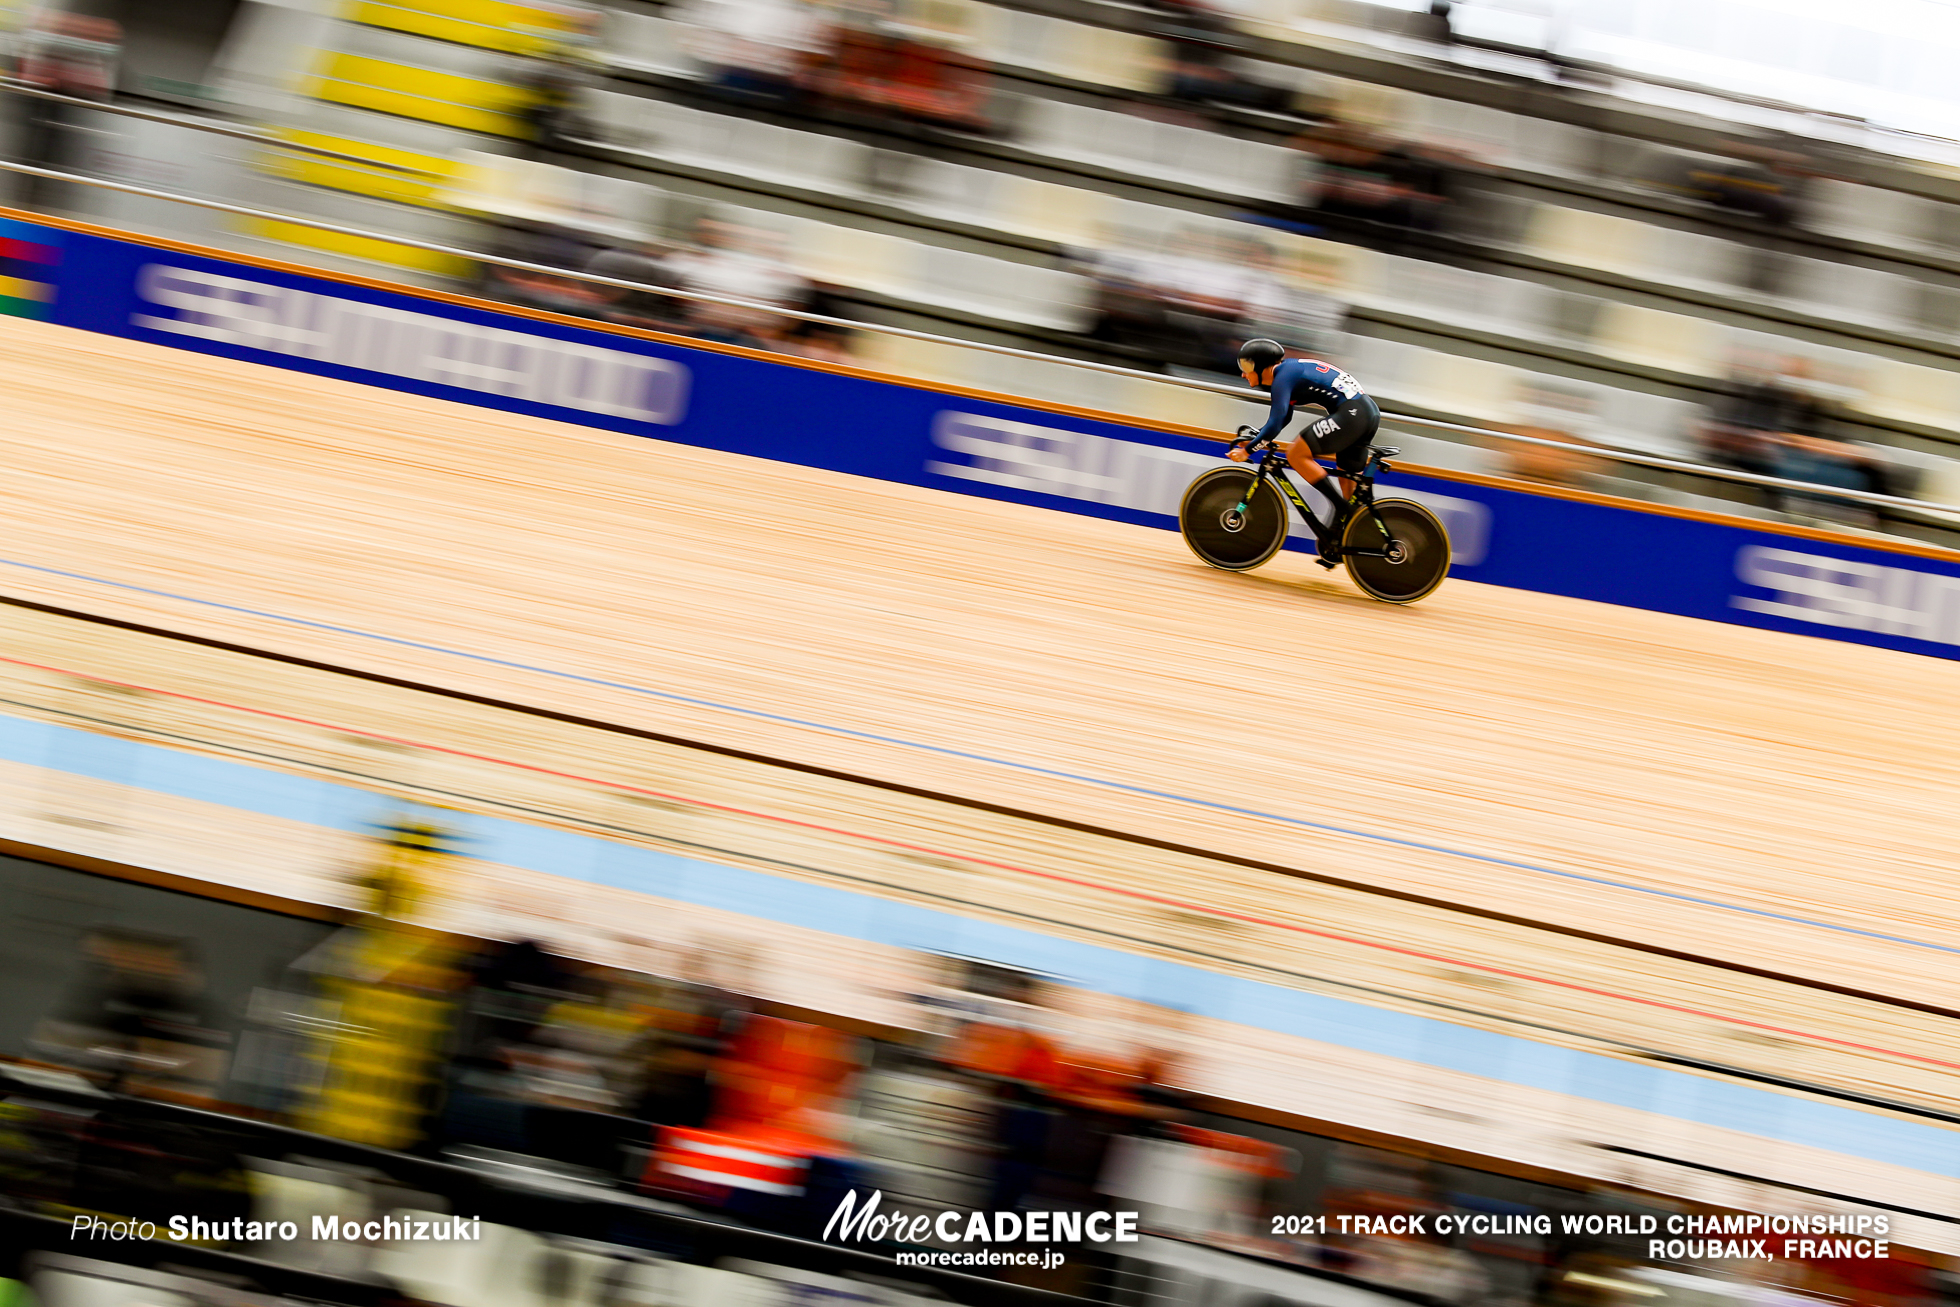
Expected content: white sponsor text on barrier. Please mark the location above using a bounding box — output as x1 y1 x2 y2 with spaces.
1733 546 1960 647
132 264 688 424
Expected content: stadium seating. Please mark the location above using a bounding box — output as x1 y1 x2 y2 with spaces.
178 0 1960 508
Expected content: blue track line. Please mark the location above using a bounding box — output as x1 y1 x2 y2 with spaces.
8 553 1957 957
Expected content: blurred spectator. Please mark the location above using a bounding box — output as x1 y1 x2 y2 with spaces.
1140 0 1289 120
817 0 992 131
579 221 858 360
783 318 859 363
1682 155 1797 226
516 60 600 157
1084 248 1184 365
1496 424 1604 490
1298 121 1459 239
534 2 609 67
442 939 673 1175
709 1014 859 1148
294 925 468 1149
1770 433 1882 526
1709 358 1873 521
584 236 682 327
1350 1234 1492 1305
1654 136 1817 228
443 938 586 1153
677 0 832 106
4 901 1871 1307
16 12 118 98
1703 352 1797 479
1418 0 1456 45
68 1097 254 1234
14 13 120 210
481 220 610 316
1704 354 1880 523
31 927 225 1099
669 0 999 131
1237 234 1347 362
284 823 473 1150
1548 1249 1651 1307
668 215 812 348
1080 227 1347 376
628 945 753 1128
1130 1049 1195 1136
493 7 606 158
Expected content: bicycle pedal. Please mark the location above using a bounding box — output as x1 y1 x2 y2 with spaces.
1316 555 1340 570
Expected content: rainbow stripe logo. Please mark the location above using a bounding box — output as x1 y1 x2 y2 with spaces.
0 218 60 319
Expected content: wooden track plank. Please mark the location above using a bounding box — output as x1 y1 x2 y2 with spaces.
8 601 1960 1117
0 315 1954 1030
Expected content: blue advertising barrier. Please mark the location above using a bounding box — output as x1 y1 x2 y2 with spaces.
28 215 1960 662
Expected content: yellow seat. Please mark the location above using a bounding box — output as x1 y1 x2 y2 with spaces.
264 132 457 206
268 156 445 205
237 216 477 278
344 0 582 55
310 52 538 136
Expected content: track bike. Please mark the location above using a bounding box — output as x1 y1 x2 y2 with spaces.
1178 429 1451 604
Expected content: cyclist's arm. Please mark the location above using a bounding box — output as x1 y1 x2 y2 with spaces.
1252 369 1299 444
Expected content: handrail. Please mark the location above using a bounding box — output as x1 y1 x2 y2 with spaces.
1 155 1955 522
0 79 431 172
1371 413 1957 519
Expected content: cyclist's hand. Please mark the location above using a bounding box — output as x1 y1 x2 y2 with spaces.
1227 444 1250 462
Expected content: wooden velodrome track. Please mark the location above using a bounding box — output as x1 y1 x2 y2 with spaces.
3 314 1960 1117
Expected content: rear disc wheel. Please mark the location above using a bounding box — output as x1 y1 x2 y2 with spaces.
1180 467 1291 572
1342 499 1450 604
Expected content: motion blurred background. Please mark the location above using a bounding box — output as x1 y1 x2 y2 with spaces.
4 0 1960 536
0 3 1958 1307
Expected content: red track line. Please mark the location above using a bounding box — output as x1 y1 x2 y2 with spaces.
10 652 1960 1075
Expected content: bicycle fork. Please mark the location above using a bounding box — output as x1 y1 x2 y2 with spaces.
1225 458 1270 530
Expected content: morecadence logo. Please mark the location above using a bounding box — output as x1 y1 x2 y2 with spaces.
822 1189 1137 1249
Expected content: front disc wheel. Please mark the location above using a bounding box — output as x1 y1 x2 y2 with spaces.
1180 467 1291 572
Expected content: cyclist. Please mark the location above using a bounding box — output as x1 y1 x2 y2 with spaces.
1227 338 1379 558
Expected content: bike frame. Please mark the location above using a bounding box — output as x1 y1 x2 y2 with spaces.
1238 446 1402 558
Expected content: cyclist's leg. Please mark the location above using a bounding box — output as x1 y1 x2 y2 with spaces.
1283 430 1343 537
1291 399 1376 504
1284 432 1333 485
1326 397 1381 497
1333 433 1373 496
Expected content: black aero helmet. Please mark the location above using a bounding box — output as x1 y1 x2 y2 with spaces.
1237 338 1286 377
